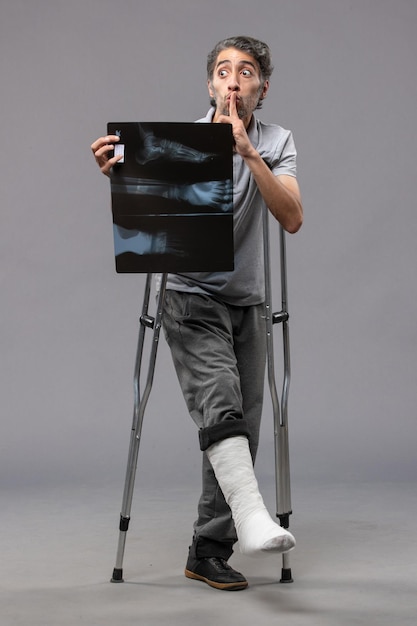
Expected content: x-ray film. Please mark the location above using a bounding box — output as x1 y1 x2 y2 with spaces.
107 122 234 273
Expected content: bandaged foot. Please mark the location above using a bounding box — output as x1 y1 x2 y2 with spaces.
206 435 296 558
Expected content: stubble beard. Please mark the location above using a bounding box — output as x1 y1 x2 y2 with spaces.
215 88 263 120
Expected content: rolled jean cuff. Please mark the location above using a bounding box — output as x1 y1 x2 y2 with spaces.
189 536 234 560
198 419 251 451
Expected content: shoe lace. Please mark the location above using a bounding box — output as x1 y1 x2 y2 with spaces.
210 557 231 572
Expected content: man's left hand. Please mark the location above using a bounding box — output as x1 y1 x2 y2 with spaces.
215 92 255 158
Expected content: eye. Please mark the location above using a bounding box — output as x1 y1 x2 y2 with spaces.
218 69 228 77
241 69 252 77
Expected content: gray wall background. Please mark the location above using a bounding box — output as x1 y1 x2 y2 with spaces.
1 0 416 492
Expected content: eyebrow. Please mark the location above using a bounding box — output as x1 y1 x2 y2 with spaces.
215 59 258 72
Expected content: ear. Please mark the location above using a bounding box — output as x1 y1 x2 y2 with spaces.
260 80 270 100
207 79 214 98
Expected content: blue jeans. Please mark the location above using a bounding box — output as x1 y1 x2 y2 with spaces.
162 290 266 559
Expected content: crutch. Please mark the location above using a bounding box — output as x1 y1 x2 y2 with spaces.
111 272 167 583
263 205 294 583
110 217 295 584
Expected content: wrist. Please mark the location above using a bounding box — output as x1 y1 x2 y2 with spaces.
241 145 261 164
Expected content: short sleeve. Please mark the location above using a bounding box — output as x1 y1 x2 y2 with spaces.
271 131 297 177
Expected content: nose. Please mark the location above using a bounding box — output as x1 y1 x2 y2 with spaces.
228 70 240 91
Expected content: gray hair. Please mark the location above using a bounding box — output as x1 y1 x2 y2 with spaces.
206 35 274 83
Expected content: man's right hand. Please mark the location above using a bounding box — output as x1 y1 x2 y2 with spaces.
90 135 122 177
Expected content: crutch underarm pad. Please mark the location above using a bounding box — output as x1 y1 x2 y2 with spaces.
199 419 251 451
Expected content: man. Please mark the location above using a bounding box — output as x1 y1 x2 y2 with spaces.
91 35 303 591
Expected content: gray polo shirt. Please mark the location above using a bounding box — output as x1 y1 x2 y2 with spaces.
166 108 297 306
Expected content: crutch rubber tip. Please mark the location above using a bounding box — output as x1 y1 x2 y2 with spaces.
277 513 291 529
280 568 293 583
111 568 124 583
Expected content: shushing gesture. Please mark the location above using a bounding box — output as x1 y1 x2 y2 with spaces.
214 92 256 159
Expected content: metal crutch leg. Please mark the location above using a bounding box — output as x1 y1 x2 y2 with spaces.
263 208 294 583
111 272 167 583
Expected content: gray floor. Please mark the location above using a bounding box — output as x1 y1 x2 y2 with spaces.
1 480 416 626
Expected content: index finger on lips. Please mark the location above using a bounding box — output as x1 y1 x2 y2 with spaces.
228 92 239 117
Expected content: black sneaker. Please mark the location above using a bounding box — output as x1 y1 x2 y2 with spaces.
185 555 248 591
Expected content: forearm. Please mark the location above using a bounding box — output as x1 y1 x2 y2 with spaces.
243 150 303 234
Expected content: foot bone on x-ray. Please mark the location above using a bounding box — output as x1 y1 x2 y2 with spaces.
113 225 186 258
136 125 218 165
113 177 233 212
